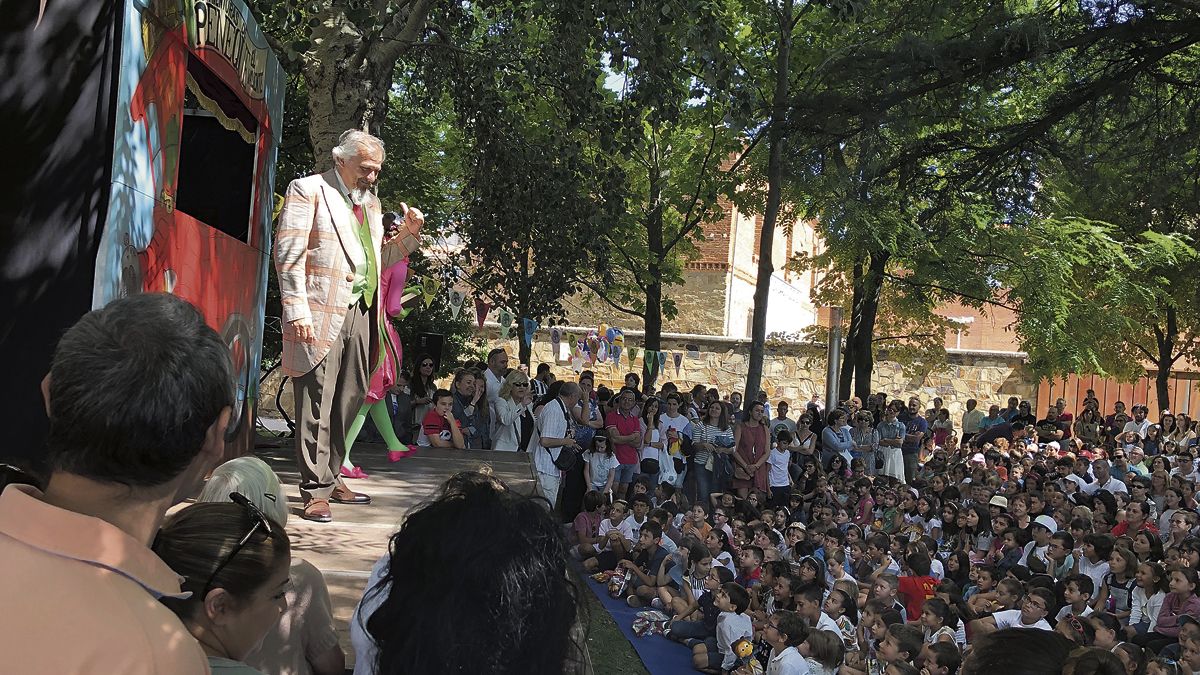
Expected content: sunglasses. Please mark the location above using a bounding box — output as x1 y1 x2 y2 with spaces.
203 492 275 596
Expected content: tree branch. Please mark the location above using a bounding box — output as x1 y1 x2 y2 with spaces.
372 0 435 68
571 277 647 319
882 272 1018 311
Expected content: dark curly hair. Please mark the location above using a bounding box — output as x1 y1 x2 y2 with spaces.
363 472 580 674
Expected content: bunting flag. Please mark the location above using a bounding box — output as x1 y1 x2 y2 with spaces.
673 352 683 376
521 317 539 347
498 308 513 339
598 323 609 341
629 347 640 366
570 356 584 373
610 344 622 364
448 289 466 318
550 327 561 357
643 350 656 372
586 336 600 362
597 340 609 363
422 275 441 307
474 297 491 329
606 327 624 346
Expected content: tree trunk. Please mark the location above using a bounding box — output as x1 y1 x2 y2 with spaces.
743 0 792 415
851 252 888 401
518 250 532 367
1155 305 1179 412
839 260 864 397
299 3 433 169
644 153 665 389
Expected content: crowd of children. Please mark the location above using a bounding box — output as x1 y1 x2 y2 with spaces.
568 381 1200 675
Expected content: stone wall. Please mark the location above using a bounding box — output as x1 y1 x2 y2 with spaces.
259 328 1036 422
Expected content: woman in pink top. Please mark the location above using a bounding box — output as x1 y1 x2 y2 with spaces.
731 401 770 497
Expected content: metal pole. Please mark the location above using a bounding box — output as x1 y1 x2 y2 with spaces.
825 306 843 413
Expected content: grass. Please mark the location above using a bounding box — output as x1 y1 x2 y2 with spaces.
576 572 652 675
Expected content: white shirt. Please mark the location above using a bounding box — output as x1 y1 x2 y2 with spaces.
585 451 620 490
597 517 635 552
534 398 571 476
1084 477 1128 495
1078 557 1111 594
814 611 841 636
350 553 392 675
1019 541 1050 567
484 368 504 439
1123 419 1151 439
1055 604 1095 622
768 448 791 488
767 646 811 675
992 608 1053 631
717 612 754 670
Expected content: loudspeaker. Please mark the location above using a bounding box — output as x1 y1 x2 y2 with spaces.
413 332 445 372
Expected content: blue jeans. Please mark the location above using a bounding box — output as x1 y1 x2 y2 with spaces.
691 460 713 507
667 619 713 645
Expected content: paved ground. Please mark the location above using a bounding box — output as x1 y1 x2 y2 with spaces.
254 433 538 669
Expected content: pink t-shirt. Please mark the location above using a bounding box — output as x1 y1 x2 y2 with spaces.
606 410 642 465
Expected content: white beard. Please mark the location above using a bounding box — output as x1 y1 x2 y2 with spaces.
349 187 370 206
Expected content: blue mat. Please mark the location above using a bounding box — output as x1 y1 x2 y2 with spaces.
578 571 697 675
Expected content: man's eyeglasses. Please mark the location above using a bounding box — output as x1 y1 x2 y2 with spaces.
1024 597 1047 611
203 492 275 596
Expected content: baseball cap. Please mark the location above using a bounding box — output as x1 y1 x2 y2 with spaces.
970 453 985 464
989 496 1009 510
1033 515 1058 533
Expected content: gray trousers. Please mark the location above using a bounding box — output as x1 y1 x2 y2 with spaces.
292 301 370 500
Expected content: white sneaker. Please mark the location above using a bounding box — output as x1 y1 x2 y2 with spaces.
650 598 664 610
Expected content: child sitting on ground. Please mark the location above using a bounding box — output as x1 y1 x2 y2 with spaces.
665 566 735 647
618 521 670 608
692 582 753 674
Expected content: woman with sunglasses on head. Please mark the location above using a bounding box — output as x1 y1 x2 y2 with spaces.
198 457 345 675
153 500 292 675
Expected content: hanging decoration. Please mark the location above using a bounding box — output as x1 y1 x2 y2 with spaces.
673 352 683 377
521 318 539 348
610 344 623 364
448 289 466 319
498 308 514 340
606 327 624 346
550 327 561 357
629 347 640 366
474 298 491 329
597 340 609 363
422 275 441 308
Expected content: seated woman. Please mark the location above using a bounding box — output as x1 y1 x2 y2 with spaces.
350 471 578 674
198 457 346 675
153 501 291 675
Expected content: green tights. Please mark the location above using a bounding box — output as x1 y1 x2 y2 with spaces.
342 400 403 469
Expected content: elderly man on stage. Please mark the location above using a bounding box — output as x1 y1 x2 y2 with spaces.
275 129 424 523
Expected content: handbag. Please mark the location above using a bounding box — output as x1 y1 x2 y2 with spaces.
640 457 661 474
553 445 580 471
545 398 579 471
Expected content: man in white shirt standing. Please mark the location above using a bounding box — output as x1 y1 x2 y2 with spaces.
483 348 508 444
534 382 581 508
961 398 986 445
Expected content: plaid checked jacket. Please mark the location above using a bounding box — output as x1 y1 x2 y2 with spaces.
273 170 382 378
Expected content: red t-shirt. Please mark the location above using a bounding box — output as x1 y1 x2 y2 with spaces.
606 410 642 465
422 409 459 445
897 575 939 622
